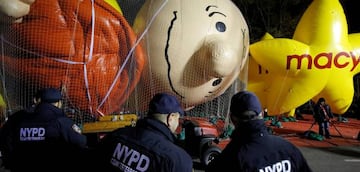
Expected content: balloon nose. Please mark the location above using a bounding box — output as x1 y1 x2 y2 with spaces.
207 41 243 77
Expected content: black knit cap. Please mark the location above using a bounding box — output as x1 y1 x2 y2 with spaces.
230 91 262 120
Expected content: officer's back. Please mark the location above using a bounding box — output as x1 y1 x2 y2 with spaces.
0 89 43 170
91 93 193 172
10 88 87 172
206 91 312 172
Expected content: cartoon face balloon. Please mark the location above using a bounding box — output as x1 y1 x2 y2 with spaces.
132 0 249 111
249 0 360 115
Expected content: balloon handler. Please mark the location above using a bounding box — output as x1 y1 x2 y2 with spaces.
305 98 343 140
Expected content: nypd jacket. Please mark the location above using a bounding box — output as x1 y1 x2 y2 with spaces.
92 118 193 172
206 120 312 172
0 109 30 169
10 102 87 172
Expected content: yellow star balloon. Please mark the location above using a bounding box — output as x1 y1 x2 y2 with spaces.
248 33 296 117
249 0 360 115
248 33 272 111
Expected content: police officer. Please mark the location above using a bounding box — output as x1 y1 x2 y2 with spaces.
0 88 42 170
92 93 193 172
9 88 87 172
206 91 312 172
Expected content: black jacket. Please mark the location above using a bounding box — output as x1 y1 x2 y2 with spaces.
6 102 87 172
0 109 30 169
314 103 333 123
91 118 193 172
206 120 312 172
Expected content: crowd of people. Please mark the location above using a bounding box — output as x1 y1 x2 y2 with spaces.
0 88 313 171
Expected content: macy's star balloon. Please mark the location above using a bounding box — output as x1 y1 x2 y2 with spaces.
248 33 297 117
248 33 278 115
131 0 249 111
249 0 360 115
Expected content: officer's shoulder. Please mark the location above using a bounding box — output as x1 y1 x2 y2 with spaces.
53 116 79 128
8 110 31 121
110 126 135 138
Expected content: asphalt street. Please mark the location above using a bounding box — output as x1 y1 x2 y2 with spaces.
194 146 360 172
1 146 359 172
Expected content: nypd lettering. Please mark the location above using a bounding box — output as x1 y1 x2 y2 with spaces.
259 160 291 172
20 127 45 141
111 142 150 172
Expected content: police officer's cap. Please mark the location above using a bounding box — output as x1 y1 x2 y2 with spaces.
41 88 62 103
230 91 262 121
148 93 184 116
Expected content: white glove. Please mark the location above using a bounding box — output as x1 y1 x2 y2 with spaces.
0 0 35 23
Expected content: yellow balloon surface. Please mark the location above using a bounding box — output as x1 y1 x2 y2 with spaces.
0 95 5 108
132 0 249 110
249 0 360 115
104 0 122 14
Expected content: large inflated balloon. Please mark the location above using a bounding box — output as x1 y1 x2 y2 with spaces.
0 0 146 117
250 0 360 115
248 33 297 116
131 0 249 111
247 33 275 114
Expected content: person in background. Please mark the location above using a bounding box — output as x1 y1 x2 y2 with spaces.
91 93 193 172
4 88 87 172
0 88 43 170
314 97 333 139
295 108 305 120
206 91 312 172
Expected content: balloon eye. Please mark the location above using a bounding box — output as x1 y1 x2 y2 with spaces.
212 78 222 86
216 22 226 32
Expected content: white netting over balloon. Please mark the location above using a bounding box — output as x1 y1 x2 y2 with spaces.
0 0 249 132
